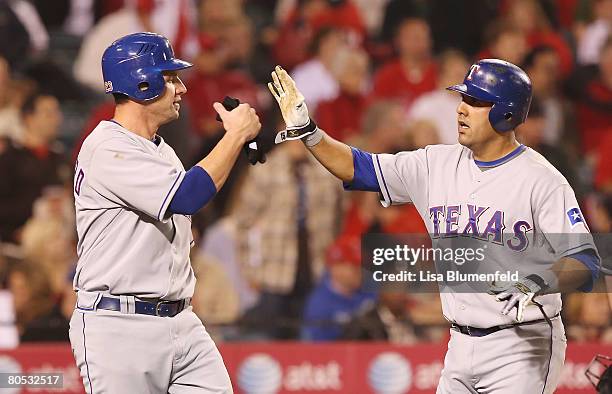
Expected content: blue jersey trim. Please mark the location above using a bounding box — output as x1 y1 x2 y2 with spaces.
108 119 122 128
568 249 600 292
540 320 553 394
169 166 217 215
375 155 393 205
474 144 526 168
157 172 183 220
343 147 380 192
560 243 593 256
82 313 94 394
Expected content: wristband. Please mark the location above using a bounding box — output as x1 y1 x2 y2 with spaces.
303 127 324 147
274 118 318 144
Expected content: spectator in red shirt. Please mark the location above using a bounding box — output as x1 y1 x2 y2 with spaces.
273 0 365 70
575 37 612 154
504 0 574 76
316 46 370 142
186 35 261 140
371 17 438 109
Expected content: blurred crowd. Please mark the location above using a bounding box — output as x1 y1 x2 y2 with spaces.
0 0 611 346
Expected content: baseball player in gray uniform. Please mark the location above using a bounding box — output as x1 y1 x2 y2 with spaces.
267 61 600 393
69 32 261 393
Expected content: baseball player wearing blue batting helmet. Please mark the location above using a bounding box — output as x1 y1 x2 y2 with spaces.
447 59 533 132
69 32 261 393
267 60 600 393
101 32 193 101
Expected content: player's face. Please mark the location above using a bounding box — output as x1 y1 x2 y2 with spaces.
456 95 496 148
149 71 187 124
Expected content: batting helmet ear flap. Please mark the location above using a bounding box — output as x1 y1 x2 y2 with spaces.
489 103 515 132
128 65 167 101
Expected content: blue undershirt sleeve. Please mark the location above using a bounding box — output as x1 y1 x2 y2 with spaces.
169 166 217 215
567 249 600 292
343 147 380 192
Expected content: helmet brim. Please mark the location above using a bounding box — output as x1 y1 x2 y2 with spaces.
446 83 499 103
446 84 467 94
158 58 193 71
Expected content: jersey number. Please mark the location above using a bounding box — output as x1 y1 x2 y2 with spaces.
74 168 85 196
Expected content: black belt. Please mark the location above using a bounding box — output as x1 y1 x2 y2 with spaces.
96 296 190 317
451 313 560 337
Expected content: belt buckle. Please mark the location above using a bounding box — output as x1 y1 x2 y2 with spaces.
465 326 471 336
155 300 172 317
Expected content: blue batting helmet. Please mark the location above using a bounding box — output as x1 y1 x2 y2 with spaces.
101 32 192 101
447 59 532 132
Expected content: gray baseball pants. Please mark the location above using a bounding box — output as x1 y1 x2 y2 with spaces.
69 292 233 394
437 317 566 394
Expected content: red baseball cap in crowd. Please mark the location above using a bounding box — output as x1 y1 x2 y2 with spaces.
326 235 362 267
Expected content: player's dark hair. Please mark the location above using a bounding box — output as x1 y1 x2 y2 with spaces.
113 93 130 105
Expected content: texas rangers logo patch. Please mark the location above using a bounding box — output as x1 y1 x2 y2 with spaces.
567 207 584 226
466 64 480 80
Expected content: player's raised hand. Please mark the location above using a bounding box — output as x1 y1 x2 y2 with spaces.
488 275 546 322
268 65 318 144
213 102 261 143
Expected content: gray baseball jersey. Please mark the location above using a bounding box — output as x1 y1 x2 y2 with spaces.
372 143 596 327
73 120 195 300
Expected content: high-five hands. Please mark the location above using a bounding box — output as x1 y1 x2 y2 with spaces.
268 65 318 144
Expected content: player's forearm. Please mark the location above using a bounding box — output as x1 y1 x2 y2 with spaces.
306 130 354 182
547 256 592 293
554 256 593 292
197 133 244 190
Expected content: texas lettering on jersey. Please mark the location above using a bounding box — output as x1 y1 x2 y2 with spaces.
429 204 531 252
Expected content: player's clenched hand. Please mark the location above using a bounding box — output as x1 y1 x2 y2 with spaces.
268 65 318 144
213 102 261 143
488 275 545 322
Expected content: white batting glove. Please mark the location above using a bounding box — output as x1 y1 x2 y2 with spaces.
488 275 547 322
268 65 318 144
